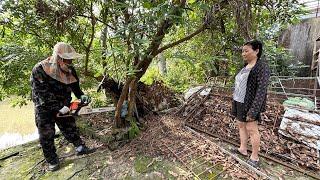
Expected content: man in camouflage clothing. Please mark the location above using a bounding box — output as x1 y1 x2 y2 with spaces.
30 42 93 171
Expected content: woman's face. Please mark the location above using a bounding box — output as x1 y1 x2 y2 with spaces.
242 45 258 62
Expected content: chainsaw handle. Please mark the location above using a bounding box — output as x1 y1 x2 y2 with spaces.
79 102 89 107
73 102 89 116
57 101 90 118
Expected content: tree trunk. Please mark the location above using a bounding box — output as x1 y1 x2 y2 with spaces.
100 26 109 76
112 0 216 127
114 18 173 127
127 78 138 118
84 49 90 74
158 53 167 75
84 2 96 74
114 77 133 127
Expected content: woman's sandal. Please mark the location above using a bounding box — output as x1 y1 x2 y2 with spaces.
247 158 260 168
230 147 248 157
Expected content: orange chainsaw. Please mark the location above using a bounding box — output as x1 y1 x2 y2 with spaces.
57 100 89 118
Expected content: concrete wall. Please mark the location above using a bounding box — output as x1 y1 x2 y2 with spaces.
279 18 320 74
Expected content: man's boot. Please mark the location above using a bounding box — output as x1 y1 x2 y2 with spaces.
48 159 60 171
75 145 95 155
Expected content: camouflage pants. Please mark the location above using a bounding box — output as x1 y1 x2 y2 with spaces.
35 108 83 164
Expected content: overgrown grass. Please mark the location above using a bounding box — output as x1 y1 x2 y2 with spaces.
0 100 35 135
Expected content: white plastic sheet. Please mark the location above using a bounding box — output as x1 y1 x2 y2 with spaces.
184 86 212 100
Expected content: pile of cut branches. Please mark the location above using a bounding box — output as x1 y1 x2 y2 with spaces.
138 80 180 112
176 86 320 171
99 77 180 116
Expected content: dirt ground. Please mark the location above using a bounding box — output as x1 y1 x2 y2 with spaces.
0 113 318 179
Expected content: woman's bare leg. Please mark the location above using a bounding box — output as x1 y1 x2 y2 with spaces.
238 121 248 155
246 121 260 161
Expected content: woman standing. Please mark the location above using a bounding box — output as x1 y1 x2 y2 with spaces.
231 40 270 168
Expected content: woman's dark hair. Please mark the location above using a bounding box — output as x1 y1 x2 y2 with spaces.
244 39 263 59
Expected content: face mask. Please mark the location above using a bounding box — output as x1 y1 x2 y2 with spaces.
65 63 74 68
59 61 72 73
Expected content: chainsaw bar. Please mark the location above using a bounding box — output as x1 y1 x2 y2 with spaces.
79 106 116 115
57 106 115 118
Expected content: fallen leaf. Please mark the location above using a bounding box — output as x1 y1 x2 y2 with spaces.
168 170 178 177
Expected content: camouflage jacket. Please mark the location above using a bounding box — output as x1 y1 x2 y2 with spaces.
30 62 84 113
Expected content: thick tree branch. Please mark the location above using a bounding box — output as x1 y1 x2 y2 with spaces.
84 3 96 74
0 21 8 25
28 30 53 47
154 25 206 56
77 14 115 30
81 70 103 82
133 1 189 79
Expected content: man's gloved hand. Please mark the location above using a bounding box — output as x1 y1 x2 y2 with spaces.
59 106 70 114
80 95 91 104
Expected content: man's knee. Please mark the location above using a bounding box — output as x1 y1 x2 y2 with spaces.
39 127 55 140
36 115 56 141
